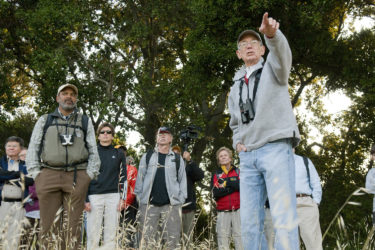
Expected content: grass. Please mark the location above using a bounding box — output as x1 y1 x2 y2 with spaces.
1 187 375 249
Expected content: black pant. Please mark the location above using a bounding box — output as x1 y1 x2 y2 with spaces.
119 201 138 248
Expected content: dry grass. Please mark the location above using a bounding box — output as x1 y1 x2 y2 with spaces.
2 187 374 249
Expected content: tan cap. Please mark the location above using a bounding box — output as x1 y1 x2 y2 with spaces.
57 84 78 96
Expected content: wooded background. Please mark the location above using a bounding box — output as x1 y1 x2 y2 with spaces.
1 0 375 247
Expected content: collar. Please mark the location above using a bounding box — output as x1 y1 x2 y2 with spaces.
98 144 113 149
245 64 259 79
7 156 19 164
57 108 73 121
53 107 76 121
233 58 264 82
221 165 233 175
155 145 174 156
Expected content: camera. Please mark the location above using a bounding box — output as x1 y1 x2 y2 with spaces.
218 178 225 185
179 125 201 152
240 99 255 124
60 134 74 146
180 126 199 142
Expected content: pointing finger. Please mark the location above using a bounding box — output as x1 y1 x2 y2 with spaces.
262 12 269 25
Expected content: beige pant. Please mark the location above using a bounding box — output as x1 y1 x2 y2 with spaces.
216 209 243 250
297 197 323 250
182 209 195 244
138 204 182 249
86 193 120 250
36 168 91 250
0 201 25 250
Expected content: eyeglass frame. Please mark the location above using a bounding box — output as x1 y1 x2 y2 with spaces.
237 40 262 50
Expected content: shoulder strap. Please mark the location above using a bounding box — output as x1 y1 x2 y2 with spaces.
145 149 153 170
174 152 180 181
38 114 55 158
238 64 264 106
81 114 89 139
252 68 263 101
303 156 312 191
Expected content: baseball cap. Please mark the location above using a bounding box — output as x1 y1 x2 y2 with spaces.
158 126 172 134
57 84 78 96
237 29 263 45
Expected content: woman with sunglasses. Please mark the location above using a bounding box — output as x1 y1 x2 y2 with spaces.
84 122 127 250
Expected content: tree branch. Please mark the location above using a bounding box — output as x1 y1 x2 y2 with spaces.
307 142 326 150
291 71 316 107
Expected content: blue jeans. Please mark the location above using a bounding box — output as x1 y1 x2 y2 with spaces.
239 139 298 250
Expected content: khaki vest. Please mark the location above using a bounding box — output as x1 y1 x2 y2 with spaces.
40 113 89 170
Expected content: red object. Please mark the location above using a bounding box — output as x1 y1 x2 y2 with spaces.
213 168 240 211
244 75 249 85
125 164 138 207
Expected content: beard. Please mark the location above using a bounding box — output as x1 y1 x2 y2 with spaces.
59 99 77 111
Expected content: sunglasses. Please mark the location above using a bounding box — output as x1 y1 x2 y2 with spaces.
100 130 112 135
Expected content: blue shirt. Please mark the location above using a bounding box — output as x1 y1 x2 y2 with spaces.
294 154 322 204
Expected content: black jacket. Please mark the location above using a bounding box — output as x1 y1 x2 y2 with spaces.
87 144 126 200
183 160 204 211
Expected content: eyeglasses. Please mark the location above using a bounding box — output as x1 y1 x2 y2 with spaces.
100 130 112 134
238 40 261 49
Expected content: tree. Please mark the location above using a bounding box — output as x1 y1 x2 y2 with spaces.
1 1 375 247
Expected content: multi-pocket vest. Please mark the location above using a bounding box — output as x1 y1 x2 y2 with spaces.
40 112 89 171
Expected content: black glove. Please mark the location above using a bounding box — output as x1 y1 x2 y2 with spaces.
24 177 34 186
226 176 239 191
11 171 20 178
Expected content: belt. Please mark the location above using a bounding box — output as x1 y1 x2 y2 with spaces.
269 138 291 144
296 194 311 198
182 208 194 214
3 198 22 202
218 208 239 212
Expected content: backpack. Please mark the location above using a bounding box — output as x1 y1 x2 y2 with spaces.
38 113 89 158
145 149 181 181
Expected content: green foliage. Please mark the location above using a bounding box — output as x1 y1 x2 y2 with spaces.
1 1 375 248
0 112 37 155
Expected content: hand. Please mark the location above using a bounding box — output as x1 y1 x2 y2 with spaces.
183 151 191 161
259 12 279 38
371 154 375 161
118 199 126 211
84 202 91 212
236 143 247 153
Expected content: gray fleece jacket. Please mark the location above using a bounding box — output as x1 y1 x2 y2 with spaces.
228 30 300 151
134 148 187 206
